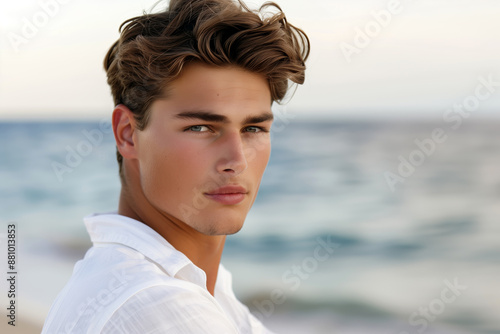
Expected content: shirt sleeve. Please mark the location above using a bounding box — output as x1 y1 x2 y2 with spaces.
100 285 240 334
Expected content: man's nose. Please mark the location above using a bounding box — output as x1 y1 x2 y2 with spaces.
215 131 248 175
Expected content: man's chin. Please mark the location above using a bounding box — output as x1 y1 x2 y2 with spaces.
196 220 245 236
220 223 244 236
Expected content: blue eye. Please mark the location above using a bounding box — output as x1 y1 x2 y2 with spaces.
188 125 210 132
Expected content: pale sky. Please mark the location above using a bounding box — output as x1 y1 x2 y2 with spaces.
0 0 499 120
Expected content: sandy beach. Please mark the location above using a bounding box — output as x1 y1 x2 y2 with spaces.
0 320 42 334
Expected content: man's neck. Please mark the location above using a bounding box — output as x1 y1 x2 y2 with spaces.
117 186 226 296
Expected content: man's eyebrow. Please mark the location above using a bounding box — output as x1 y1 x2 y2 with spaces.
175 110 274 124
175 111 229 122
243 112 274 124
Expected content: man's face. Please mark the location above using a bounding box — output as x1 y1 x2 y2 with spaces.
134 62 273 235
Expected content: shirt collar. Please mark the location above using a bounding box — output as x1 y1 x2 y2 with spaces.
84 212 213 290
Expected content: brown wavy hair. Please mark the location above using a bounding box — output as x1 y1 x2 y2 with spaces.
103 0 310 179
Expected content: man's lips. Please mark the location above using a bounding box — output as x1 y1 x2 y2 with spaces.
204 185 248 205
205 185 247 195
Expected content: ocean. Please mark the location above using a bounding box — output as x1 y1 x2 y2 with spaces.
0 117 499 333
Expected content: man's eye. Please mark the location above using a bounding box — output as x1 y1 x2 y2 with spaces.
244 126 267 133
187 125 210 132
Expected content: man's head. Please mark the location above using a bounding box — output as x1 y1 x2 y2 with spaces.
104 0 309 235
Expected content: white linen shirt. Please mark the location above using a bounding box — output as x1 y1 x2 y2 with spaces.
42 212 275 334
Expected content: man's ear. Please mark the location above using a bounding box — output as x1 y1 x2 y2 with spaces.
112 104 138 159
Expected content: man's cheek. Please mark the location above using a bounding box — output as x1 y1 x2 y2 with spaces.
252 149 270 172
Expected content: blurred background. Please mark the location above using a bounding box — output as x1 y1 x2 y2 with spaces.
1 0 499 333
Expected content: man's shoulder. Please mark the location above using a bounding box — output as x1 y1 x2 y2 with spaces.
73 243 186 290
42 244 210 334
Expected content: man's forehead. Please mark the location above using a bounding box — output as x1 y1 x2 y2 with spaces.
169 63 269 92
149 63 273 121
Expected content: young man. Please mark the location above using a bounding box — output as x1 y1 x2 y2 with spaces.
42 0 309 332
